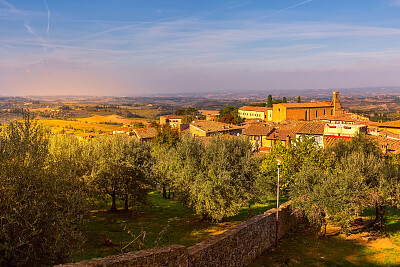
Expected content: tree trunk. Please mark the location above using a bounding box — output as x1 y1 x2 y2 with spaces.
162 184 167 199
248 202 251 220
168 188 171 199
375 204 385 229
110 192 117 212
124 195 129 211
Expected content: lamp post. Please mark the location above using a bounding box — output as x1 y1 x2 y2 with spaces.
275 156 283 248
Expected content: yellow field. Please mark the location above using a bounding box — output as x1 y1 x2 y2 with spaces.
35 115 150 137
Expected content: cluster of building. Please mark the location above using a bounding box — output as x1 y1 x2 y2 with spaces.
125 91 400 155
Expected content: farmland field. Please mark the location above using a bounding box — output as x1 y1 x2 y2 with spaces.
34 115 152 136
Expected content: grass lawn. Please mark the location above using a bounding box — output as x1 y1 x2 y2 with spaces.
250 207 400 266
73 191 279 262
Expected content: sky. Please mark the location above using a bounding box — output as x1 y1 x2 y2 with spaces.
1 0 400 96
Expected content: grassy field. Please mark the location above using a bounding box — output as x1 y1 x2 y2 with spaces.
73 191 278 262
251 207 400 266
35 115 152 136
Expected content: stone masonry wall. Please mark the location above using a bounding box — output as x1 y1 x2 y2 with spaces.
59 202 304 267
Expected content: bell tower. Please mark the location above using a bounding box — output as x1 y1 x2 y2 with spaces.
331 91 344 116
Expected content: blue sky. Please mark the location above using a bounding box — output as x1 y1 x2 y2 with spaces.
1 0 400 96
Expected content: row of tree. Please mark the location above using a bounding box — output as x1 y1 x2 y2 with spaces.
259 134 400 234
1 114 400 264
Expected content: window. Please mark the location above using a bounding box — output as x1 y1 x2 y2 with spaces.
305 110 308 120
316 110 318 117
324 110 326 115
331 110 333 115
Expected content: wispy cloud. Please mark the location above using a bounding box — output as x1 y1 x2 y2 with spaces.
43 0 50 38
0 0 21 15
256 0 314 20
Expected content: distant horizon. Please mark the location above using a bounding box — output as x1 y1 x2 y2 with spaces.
2 1 400 95
1 85 400 99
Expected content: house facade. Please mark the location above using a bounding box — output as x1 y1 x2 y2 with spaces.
238 106 273 121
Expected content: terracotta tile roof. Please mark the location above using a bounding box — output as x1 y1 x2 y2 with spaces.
276 102 332 108
370 134 400 154
239 106 272 112
323 135 351 148
133 127 157 139
296 122 325 135
190 120 244 133
241 119 275 128
242 125 274 136
265 125 301 141
377 120 400 128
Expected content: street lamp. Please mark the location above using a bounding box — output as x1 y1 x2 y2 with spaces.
274 156 283 248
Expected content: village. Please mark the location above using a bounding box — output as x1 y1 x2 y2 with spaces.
104 91 400 156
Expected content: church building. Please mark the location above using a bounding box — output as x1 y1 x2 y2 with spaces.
272 91 344 123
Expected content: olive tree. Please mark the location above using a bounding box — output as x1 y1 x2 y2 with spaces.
90 134 152 211
173 135 258 221
0 117 87 265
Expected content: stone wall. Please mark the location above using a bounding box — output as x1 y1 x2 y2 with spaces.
60 202 304 267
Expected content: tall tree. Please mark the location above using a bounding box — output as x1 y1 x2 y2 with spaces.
0 115 87 265
297 96 301 103
258 135 331 198
282 97 287 103
91 134 152 211
267 94 273 107
173 135 258 221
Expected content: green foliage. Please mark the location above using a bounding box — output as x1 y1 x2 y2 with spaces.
267 94 273 107
219 106 243 124
328 133 381 160
174 108 185 115
173 135 258 221
220 113 237 124
258 136 330 197
152 125 180 148
249 103 267 107
282 97 287 103
174 107 199 116
291 155 371 233
0 116 87 265
297 96 301 103
182 114 196 124
291 133 400 232
148 121 159 128
133 121 145 128
90 134 153 211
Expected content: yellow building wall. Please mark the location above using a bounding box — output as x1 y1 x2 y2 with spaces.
189 125 206 137
273 105 334 122
272 105 287 122
239 110 265 120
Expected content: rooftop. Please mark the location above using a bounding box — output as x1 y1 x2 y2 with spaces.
296 122 325 135
133 127 158 139
242 125 274 136
276 102 332 109
239 106 272 112
190 120 243 133
377 120 400 128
